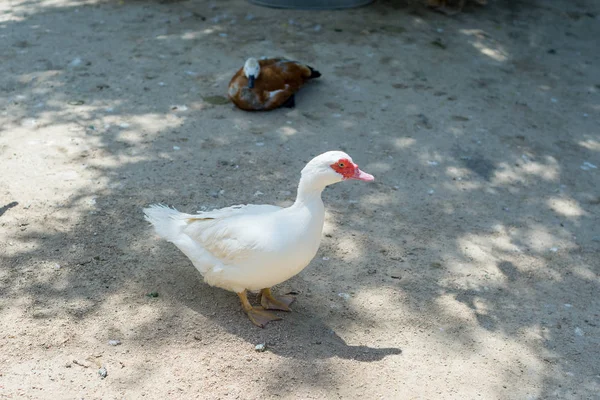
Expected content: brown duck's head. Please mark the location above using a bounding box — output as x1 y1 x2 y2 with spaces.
243 57 260 89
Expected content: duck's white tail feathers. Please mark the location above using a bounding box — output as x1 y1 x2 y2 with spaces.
143 204 220 277
143 204 194 243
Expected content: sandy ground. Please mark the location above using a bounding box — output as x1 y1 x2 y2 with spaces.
1 0 599 398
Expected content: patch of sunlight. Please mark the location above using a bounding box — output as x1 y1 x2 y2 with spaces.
180 31 209 40
364 161 391 174
547 197 586 217
460 29 509 62
448 127 465 136
446 166 471 178
459 29 488 39
456 233 523 264
572 265 598 282
435 293 477 323
115 113 183 135
472 42 508 62
578 139 600 151
412 17 425 26
472 297 490 315
489 235 522 254
392 137 416 149
187 101 211 111
361 192 394 206
517 224 569 253
459 238 492 263
1 0 101 18
521 160 559 180
17 70 63 84
353 287 399 311
494 156 560 184
333 235 363 261
278 126 297 136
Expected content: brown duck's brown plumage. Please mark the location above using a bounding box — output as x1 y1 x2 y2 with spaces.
228 58 321 111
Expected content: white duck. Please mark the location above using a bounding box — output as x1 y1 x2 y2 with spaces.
143 151 374 327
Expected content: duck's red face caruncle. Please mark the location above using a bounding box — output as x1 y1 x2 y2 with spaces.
330 158 375 182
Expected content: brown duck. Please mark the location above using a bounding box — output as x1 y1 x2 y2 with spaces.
228 57 321 111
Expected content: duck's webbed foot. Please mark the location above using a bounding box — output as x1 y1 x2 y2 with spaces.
260 288 295 312
237 290 281 328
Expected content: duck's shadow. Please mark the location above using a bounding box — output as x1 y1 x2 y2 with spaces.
170 267 401 362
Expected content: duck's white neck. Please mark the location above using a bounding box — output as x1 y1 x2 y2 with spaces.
292 173 328 207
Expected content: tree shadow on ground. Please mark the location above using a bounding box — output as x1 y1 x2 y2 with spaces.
0 0 599 397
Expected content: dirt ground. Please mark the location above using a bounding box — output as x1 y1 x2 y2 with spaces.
1 0 599 398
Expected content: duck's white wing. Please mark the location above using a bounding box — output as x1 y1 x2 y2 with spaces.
183 204 282 265
194 204 279 219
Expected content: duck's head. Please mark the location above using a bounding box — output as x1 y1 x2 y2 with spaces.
301 151 375 188
243 57 260 89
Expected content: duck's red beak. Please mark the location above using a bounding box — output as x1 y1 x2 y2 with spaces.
350 164 375 182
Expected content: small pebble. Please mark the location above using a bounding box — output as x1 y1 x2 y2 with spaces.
580 161 597 171
108 340 121 346
322 257 330 261
338 293 350 300
574 327 584 336
98 367 108 379
173 146 180 150
255 343 266 352
69 57 82 67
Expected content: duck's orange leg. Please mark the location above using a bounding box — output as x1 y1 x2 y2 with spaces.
237 290 281 328
260 288 295 312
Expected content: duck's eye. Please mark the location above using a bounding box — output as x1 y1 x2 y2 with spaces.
338 162 345 168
